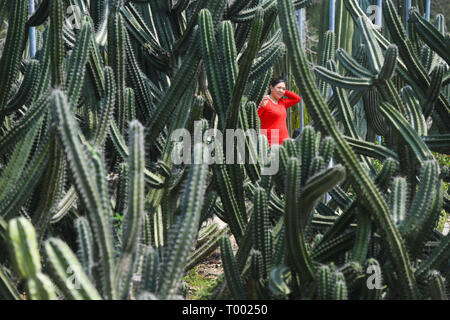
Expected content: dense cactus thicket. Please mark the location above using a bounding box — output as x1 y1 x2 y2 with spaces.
0 0 448 300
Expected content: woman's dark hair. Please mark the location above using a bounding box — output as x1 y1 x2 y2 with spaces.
268 77 287 94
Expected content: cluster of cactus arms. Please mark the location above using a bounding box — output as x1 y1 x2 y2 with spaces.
0 0 448 300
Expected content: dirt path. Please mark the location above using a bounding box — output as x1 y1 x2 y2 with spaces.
195 230 238 279
184 216 238 299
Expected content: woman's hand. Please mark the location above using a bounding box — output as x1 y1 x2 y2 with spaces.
259 95 269 108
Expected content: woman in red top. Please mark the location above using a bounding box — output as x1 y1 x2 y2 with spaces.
257 78 302 146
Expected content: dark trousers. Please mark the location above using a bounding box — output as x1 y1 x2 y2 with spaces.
292 128 302 139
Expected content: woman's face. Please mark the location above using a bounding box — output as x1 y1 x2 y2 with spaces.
270 82 286 100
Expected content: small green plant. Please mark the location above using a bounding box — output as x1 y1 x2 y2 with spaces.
183 267 223 300
113 213 123 226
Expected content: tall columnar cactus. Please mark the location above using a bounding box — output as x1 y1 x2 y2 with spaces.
51 89 117 299
276 0 420 299
49 0 64 88
115 120 146 298
198 8 229 128
7 217 57 300
66 17 93 107
108 2 127 133
220 236 246 300
252 187 273 279
0 0 28 120
157 144 208 299
285 157 315 281
226 7 264 131
44 238 102 300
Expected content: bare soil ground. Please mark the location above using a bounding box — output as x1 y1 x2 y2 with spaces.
194 234 238 279
196 248 223 278
184 217 238 300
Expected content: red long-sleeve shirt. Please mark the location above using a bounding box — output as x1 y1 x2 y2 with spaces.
257 90 301 146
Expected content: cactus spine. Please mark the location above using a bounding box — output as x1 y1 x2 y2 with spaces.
51 89 116 299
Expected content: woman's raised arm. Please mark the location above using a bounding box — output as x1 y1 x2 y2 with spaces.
282 90 301 108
